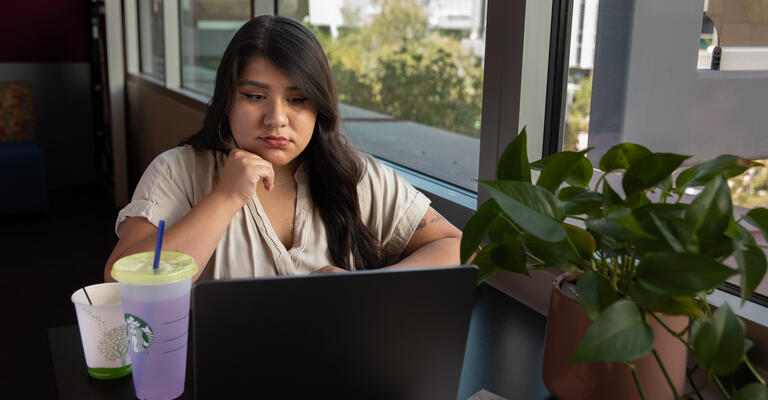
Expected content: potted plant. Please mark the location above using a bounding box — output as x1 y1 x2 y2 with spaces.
460 128 768 399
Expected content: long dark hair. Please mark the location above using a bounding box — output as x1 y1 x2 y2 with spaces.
181 15 383 270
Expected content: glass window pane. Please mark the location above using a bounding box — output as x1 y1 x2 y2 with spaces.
279 0 487 192
558 0 768 297
139 0 166 79
563 0 597 153
180 0 251 95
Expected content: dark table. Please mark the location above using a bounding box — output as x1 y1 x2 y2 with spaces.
48 284 551 399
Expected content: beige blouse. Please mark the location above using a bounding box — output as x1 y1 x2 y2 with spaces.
115 145 431 280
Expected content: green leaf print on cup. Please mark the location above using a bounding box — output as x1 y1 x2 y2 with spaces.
125 314 154 353
84 309 107 331
98 325 130 365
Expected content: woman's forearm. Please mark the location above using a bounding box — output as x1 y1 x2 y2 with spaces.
385 237 461 269
105 190 242 283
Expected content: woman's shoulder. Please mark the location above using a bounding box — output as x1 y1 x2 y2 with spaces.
149 145 220 172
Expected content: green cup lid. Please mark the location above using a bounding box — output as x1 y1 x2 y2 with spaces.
111 252 198 285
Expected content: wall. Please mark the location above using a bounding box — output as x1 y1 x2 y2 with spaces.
125 79 205 188
0 0 98 189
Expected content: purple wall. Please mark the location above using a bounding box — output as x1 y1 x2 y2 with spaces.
0 0 90 63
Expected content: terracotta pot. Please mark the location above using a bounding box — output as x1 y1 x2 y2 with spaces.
542 273 689 400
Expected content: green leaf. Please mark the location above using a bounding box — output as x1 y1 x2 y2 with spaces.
636 252 737 296
577 271 619 320
698 234 734 260
522 225 594 271
566 156 595 188
676 155 759 189
599 143 652 172
601 181 624 208
570 300 654 363
696 304 746 375
656 174 674 193
685 175 732 240
634 203 687 235
497 127 530 183
565 224 597 259
558 187 603 215
735 224 759 247
691 318 717 371
745 208 768 242
731 383 768 400
490 234 528 275
460 201 500 264
628 284 704 317
472 245 502 284
586 206 655 241
533 150 590 193
734 244 767 303
487 215 513 243
622 153 690 198
646 212 695 254
624 192 651 209
481 180 566 242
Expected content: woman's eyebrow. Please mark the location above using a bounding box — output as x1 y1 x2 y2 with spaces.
238 79 300 91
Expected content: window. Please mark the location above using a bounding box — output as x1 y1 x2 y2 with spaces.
552 0 768 297
138 0 166 79
179 0 251 95
278 0 487 193
562 0 597 153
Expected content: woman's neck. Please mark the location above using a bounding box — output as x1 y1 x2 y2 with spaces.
272 161 299 188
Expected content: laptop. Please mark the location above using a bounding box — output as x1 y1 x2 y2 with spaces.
191 265 477 399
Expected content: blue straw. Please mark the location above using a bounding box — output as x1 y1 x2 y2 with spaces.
152 220 166 271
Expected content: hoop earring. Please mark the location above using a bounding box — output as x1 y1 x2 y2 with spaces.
217 120 227 145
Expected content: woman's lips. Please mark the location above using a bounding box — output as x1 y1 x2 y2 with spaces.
260 136 290 148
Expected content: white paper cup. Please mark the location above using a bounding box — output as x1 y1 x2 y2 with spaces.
71 282 132 379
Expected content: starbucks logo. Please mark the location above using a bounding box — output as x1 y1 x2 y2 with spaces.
125 314 154 353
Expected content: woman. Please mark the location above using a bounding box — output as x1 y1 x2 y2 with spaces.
104 15 461 282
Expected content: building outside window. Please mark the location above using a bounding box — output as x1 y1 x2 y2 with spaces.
138 0 166 79
179 0 251 95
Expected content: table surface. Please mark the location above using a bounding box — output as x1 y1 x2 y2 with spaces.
48 284 552 400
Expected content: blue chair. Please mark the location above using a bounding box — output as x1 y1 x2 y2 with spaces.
0 141 48 216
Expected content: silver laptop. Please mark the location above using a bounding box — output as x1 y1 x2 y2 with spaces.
191 265 477 399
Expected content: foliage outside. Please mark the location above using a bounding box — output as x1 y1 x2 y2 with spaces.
461 128 768 399
307 0 484 137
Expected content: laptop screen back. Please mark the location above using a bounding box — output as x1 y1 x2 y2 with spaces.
192 266 477 399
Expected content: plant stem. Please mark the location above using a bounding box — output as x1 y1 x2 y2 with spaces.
680 368 707 400
744 356 767 385
648 312 694 351
713 375 731 399
595 172 608 192
625 362 648 400
525 251 546 266
652 349 681 398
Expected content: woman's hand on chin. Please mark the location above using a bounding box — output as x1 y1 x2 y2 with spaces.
214 148 275 207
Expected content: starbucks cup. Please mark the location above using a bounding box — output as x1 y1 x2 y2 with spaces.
71 282 132 379
111 252 198 400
